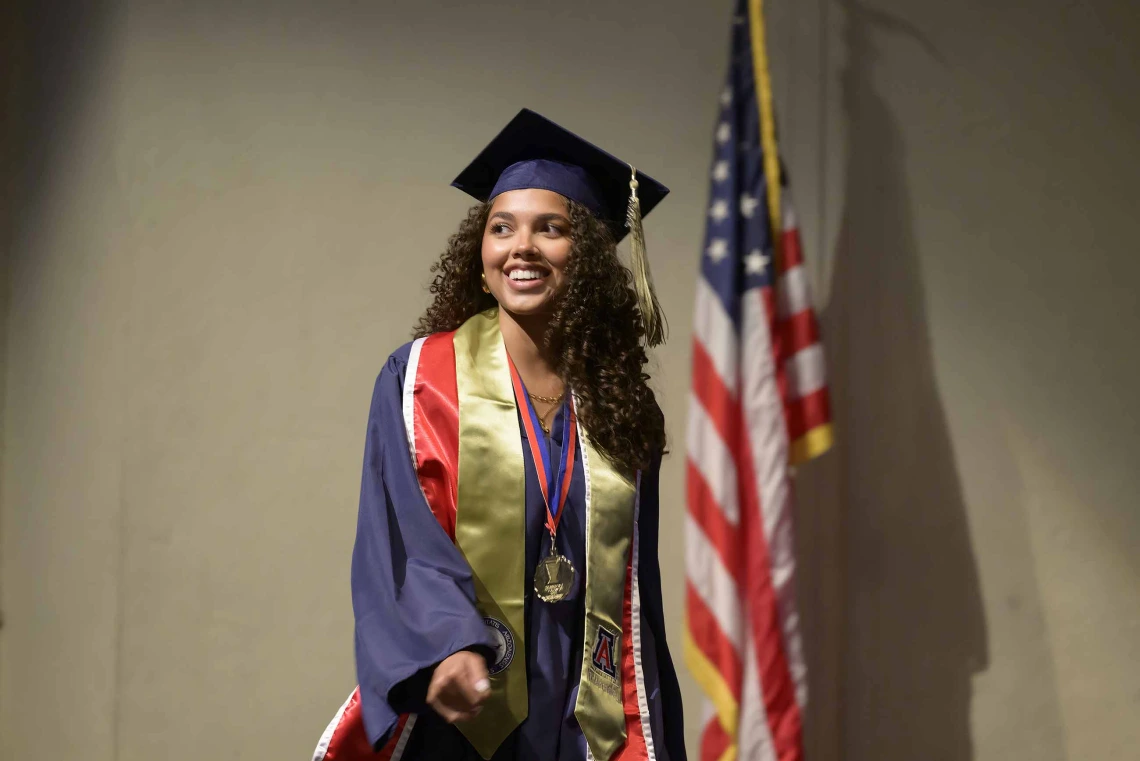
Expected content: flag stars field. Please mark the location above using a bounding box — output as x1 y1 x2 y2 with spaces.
709 199 730 222
706 238 729 263
745 250 770 275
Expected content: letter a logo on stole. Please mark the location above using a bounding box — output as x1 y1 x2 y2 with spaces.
591 625 619 679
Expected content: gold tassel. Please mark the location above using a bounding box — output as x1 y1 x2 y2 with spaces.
625 165 667 347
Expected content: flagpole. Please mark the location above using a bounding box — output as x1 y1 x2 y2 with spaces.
749 0 784 270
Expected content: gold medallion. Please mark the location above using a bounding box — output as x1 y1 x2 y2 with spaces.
534 552 576 603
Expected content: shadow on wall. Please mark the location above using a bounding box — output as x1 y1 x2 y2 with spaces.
4 0 117 285
823 2 988 758
9 1 115 222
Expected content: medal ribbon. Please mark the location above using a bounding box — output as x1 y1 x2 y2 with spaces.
506 357 577 538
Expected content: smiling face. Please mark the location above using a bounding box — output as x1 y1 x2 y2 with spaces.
481 188 573 318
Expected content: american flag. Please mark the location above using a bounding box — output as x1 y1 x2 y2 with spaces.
684 2 833 760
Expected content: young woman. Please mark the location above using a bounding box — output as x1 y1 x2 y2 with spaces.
314 109 685 761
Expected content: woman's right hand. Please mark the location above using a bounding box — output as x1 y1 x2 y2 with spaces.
426 650 491 723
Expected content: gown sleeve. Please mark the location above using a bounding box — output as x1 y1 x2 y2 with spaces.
639 451 688 760
351 349 496 747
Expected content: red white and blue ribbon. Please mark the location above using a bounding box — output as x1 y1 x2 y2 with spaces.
507 356 576 538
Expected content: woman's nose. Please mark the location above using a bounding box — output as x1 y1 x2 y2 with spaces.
510 233 539 258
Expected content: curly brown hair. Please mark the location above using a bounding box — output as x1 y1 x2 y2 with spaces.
413 200 665 474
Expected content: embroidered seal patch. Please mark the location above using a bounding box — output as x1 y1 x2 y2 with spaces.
484 616 515 675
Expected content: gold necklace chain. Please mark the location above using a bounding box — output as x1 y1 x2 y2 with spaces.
528 390 564 405
532 393 563 434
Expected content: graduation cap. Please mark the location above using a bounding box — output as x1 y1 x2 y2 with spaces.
452 108 669 346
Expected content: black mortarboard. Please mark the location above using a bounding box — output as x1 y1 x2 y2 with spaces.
451 108 669 243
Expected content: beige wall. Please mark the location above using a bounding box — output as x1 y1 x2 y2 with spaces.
2 1 1137 761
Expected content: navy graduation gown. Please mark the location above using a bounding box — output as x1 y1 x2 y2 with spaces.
351 343 686 760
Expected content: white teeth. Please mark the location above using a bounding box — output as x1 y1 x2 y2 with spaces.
508 270 544 281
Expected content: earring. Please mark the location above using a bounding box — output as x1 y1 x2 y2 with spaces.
481 273 491 294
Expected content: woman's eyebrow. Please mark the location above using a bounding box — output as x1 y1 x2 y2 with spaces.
489 210 569 226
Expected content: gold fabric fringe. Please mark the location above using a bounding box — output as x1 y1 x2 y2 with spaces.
625 167 667 348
